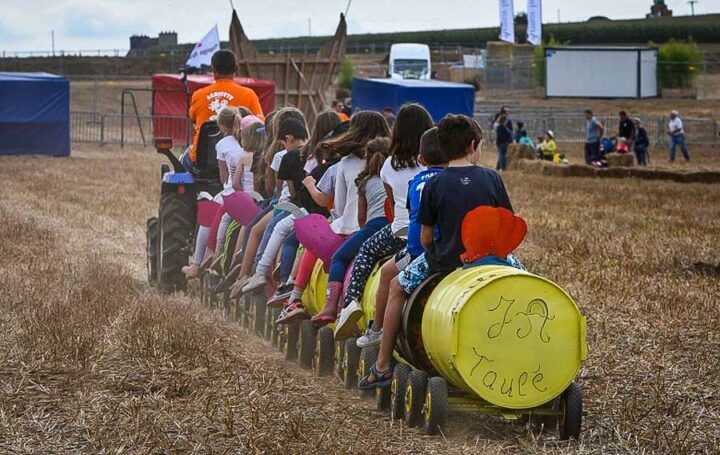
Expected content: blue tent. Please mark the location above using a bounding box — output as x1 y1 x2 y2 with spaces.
0 72 70 157
351 78 475 123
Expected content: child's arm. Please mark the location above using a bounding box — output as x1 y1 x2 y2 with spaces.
232 164 243 192
421 225 434 250
303 176 332 207
264 156 276 197
218 160 229 185
357 191 368 227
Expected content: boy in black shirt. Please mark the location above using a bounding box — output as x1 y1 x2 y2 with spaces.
359 114 514 389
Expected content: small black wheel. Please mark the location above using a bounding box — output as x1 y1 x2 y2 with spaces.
335 340 347 381
559 382 583 440
253 295 266 336
391 363 411 420
272 310 283 351
242 296 252 329
263 304 273 341
343 339 361 389
298 319 316 369
376 387 391 411
423 377 448 435
313 327 335 376
199 275 207 306
358 346 379 397
208 285 218 309
284 321 300 361
146 217 158 285
404 370 428 428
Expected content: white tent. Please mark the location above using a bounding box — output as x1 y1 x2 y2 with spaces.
545 46 658 99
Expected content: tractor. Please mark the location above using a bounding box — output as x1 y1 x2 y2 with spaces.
146 121 223 292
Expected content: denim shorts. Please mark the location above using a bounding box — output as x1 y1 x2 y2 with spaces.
397 253 431 294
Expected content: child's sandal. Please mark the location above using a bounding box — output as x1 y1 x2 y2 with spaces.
358 362 395 390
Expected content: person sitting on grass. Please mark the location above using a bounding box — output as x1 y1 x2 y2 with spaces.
336 127 448 343
358 114 514 389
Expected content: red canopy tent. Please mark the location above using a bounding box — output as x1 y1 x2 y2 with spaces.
151 73 275 145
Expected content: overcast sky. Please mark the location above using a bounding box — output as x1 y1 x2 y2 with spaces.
1 0 717 52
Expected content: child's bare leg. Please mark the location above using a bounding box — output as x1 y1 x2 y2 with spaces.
238 212 271 278
230 226 246 267
371 259 400 330
375 277 407 372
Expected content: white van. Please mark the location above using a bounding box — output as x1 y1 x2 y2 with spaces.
388 43 431 80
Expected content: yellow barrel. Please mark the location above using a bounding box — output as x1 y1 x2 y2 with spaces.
422 265 586 409
302 260 328 316
357 259 388 332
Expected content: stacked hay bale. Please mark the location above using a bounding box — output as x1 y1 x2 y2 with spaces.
506 144 535 167
605 153 635 167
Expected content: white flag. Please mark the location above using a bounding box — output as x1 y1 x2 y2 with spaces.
499 0 515 43
527 0 543 45
186 25 220 68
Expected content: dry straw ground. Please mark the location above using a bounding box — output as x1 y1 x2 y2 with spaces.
1 143 719 454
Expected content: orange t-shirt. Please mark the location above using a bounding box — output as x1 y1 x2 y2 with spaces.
338 112 350 122
188 79 264 162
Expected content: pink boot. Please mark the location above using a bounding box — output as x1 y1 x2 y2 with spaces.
311 282 343 326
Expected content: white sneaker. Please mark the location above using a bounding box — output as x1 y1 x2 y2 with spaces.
241 274 267 293
334 299 364 341
356 326 382 348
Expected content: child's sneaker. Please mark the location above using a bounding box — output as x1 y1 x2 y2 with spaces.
275 300 307 324
268 283 294 307
356 326 382 348
334 299 364 341
241 274 267 293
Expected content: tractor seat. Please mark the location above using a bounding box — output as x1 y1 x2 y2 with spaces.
193 120 222 181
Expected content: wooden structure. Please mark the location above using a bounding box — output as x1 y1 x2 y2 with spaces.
229 9 347 123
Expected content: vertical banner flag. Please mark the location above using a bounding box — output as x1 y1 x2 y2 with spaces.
186 25 220 68
527 0 542 45
499 0 515 43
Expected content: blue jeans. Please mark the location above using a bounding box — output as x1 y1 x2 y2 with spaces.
253 210 289 271
279 231 300 283
328 217 388 283
634 145 648 166
669 134 690 162
496 142 509 171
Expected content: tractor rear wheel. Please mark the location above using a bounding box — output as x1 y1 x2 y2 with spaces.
423 377 448 435
157 192 193 293
559 382 583 440
146 217 158 285
404 370 428 428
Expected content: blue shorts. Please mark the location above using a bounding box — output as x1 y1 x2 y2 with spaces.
397 253 431 294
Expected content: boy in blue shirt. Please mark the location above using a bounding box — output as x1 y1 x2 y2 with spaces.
335 127 447 342
359 114 513 389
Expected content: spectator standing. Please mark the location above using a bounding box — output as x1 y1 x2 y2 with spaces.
617 110 635 148
584 109 604 165
632 118 649 166
331 100 350 122
667 110 690 162
494 114 513 171
514 121 526 143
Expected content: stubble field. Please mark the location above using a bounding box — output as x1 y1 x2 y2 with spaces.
0 143 719 454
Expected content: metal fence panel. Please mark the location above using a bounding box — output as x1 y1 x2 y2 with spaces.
70 112 190 146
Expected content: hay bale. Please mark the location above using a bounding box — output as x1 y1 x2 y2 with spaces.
507 144 535 167
606 153 635 168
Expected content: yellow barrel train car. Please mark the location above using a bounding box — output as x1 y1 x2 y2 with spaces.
205 253 586 439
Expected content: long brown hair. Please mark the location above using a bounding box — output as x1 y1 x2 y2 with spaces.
355 137 391 189
389 103 434 170
319 111 390 159
303 110 341 161
263 107 306 164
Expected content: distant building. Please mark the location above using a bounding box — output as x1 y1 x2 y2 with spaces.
127 31 178 56
648 0 672 18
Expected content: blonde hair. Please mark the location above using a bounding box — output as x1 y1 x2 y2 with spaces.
241 122 264 153
217 106 242 142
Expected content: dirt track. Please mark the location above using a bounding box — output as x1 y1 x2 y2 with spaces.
1 144 719 453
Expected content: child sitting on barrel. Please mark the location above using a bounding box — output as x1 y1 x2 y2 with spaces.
359 114 515 389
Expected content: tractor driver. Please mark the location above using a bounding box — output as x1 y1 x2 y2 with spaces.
181 49 265 171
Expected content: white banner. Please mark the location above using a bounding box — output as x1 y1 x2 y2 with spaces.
186 25 220 68
499 0 515 43
527 0 543 45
